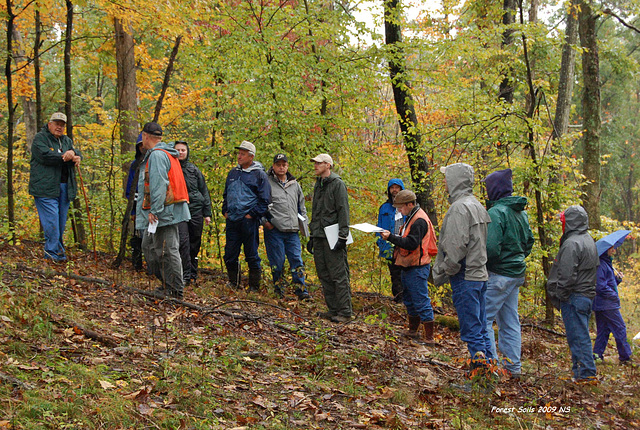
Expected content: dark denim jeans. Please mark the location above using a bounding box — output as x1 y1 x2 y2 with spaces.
34 183 70 261
560 293 597 379
224 216 261 270
450 271 493 360
401 264 434 322
263 227 305 285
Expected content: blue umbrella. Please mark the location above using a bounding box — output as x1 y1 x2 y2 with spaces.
596 230 632 256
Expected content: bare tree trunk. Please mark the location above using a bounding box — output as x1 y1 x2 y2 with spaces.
64 0 87 250
34 6 42 128
11 29 37 151
383 0 437 225
498 0 517 102
553 0 578 139
153 35 182 122
578 0 601 230
5 0 16 239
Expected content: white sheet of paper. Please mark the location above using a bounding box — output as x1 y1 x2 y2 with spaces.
349 223 384 233
634 331 640 341
324 223 354 250
148 220 158 234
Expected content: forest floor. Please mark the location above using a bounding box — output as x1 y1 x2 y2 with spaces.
0 241 639 429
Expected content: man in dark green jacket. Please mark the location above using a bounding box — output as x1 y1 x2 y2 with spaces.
308 153 352 323
29 112 82 262
483 169 534 376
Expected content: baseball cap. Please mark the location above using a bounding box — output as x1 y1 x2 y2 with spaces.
393 190 417 207
142 122 163 136
310 153 333 166
235 140 256 155
50 112 67 123
273 153 288 163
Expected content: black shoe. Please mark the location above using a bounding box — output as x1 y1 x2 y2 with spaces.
294 288 311 301
330 315 353 323
274 287 285 299
317 311 336 321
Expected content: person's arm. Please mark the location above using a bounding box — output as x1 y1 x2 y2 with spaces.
251 170 272 219
438 206 470 276
297 183 307 219
596 263 620 299
197 167 212 219
31 134 67 166
524 212 535 257
336 180 350 240
551 241 579 302
387 219 427 251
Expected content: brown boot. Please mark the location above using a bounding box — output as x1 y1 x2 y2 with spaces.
423 320 435 345
405 315 421 338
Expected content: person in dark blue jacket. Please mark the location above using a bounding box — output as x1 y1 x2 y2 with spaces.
125 135 145 271
376 178 405 303
222 141 271 291
593 247 633 364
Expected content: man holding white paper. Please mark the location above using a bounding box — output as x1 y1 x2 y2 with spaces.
136 122 191 299
308 153 352 323
263 153 310 300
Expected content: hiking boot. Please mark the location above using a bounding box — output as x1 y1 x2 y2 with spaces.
317 311 336 321
404 315 421 338
294 287 311 301
248 268 261 292
330 314 353 323
226 266 241 289
423 320 435 345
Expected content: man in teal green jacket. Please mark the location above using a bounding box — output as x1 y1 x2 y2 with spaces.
29 112 82 262
483 169 534 376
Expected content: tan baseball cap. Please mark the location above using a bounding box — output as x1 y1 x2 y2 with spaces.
50 112 67 123
310 153 333 166
235 140 256 155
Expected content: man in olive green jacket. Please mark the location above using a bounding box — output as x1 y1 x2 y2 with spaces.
29 112 82 262
308 154 352 323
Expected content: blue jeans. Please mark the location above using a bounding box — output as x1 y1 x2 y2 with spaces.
560 294 597 379
224 217 261 271
485 272 524 374
263 227 305 286
401 265 434 322
450 271 492 359
34 183 70 261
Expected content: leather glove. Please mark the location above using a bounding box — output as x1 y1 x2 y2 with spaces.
334 238 347 251
306 238 314 254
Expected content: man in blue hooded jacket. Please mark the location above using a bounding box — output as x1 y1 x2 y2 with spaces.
222 141 271 291
483 169 534 376
376 178 405 303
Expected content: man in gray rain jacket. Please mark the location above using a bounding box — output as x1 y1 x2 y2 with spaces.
136 122 191 299
547 205 598 382
433 163 493 366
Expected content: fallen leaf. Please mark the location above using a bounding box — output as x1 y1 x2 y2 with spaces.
99 380 116 389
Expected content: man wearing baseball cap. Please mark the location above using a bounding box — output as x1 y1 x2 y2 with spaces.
29 112 82 262
136 122 191 299
222 141 271 291
308 153 353 323
262 153 310 300
381 190 438 343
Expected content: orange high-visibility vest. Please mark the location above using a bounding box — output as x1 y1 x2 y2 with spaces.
394 208 437 267
142 148 189 210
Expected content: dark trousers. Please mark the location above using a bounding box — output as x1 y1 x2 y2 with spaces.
313 237 352 317
178 211 205 282
224 217 261 273
389 262 404 302
593 309 632 362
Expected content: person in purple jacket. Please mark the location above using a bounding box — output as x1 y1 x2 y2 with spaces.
593 247 633 364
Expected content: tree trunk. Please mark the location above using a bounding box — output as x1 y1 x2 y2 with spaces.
553 0 578 139
578 0 601 229
64 0 87 250
5 0 16 238
34 6 42 128
383 0 437 226
153 35 182 122
498 0 517 102
114 18 139 184
11 28 37 153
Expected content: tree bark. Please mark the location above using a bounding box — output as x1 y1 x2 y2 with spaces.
153 35 182 123
578 0 601 229
5 0 16 238
64 0 87 250
11 28 37 153
552 0 578 139
383 0 437 226
498 0 517 103
34 6 42 128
